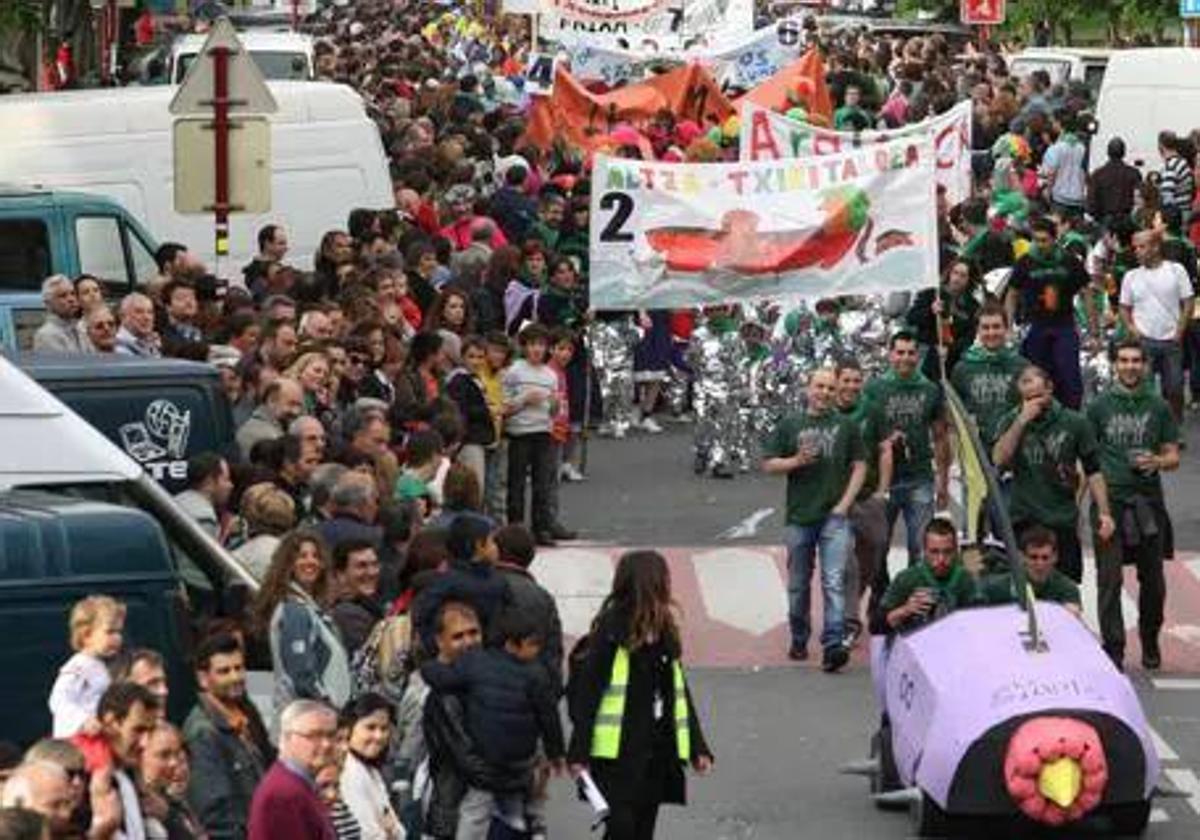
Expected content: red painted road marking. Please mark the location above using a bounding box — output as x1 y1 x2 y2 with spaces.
532 546 1200 673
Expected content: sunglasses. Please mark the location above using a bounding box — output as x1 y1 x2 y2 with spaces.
349 355 369 365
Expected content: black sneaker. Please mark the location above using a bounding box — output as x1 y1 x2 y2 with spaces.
787 645 808 662
548 523 577 541
711 463 735 479
534 531 557 547
822 645 850 673
1142 639 1162 671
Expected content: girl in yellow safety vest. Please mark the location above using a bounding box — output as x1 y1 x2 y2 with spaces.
565 550 714 840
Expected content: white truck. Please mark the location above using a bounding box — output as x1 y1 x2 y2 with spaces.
0 81 393 270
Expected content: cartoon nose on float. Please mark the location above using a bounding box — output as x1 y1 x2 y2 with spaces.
1003 717 1109 826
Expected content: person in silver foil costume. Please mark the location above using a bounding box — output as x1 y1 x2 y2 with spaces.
588 318 639 440
688 305 753 479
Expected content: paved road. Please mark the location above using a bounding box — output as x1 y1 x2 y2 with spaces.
558 421 1200 549
542 669 1200 839
533 422 1200 837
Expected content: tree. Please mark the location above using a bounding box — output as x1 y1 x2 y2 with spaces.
0 0 44 37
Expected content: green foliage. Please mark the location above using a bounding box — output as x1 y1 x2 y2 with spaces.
0 0 45 36
896 0 1180 43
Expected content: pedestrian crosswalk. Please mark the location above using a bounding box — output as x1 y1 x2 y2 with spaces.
534 543 1200 671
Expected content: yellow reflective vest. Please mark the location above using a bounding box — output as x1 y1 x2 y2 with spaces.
590 645 692 761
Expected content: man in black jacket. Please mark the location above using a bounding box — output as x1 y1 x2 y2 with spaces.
490 162 538 245
421 601 528 839
330 539 386 657
1087 137 1142 225
183 633 274 840
492 524 564 693
422 608 564 839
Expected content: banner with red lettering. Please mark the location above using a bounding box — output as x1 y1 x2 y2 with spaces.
539 0 753 51
523 62 734 154
738 100 973 205
565 16 807 90
589 136 939 309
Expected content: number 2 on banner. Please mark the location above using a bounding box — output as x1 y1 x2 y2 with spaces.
599 192 635 243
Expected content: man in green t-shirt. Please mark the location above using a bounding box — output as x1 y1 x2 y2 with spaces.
862 331 950 570
880 519 978 633
949 301 1027 453
992 364 1116 584
1085 340 1180 671
835 359 893 647
763 368 866 672
980 525 1082 617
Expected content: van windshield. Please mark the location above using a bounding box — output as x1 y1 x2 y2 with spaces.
1011 58 1071 87
0 219 51 290
176 50 310 81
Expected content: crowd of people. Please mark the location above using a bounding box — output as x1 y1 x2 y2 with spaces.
0 539 713 840
4 0 1200 838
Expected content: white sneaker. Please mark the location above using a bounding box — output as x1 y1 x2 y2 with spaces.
640 416 664 433
561 463 587 482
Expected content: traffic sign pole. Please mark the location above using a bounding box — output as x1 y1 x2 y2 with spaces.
212 45 231 267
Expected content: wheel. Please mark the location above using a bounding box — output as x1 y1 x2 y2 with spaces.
910 793 954 838
1106 800 1151 837
870 721 901 794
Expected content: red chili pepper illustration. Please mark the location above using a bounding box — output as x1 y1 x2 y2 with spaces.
644 186 874 275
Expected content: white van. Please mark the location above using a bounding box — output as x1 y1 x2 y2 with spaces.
169 30 315 83
1093 48 1200 173
0 81 393 270
1009 48 1112 100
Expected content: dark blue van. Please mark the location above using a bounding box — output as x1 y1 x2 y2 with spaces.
19 354 237 493
0 491 196 745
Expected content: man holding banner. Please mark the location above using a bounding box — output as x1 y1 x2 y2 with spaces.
588 134 941 310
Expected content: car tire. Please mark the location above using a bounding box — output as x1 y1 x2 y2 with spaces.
1106 800 1151 837
910 793 954 838
870 720 901 795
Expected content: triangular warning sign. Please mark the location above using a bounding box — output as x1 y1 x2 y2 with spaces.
169 17 278 117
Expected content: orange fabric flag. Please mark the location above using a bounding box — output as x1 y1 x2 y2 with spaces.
742 47 832 124
524 62 734 153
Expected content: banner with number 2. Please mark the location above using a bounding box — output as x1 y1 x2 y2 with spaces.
588 136 940 310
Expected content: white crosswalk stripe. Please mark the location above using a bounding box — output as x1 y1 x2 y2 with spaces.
692 547 786 635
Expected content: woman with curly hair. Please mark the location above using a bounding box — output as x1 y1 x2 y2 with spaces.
423 285 475 337
253 530 352 724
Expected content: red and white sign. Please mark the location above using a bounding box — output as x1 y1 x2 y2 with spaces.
961 0 1005 25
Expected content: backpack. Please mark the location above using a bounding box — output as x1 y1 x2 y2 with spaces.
352 612 414 700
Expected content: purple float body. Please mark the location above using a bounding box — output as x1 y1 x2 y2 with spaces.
871 603 1159 810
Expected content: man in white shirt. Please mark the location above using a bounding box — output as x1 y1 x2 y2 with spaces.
32 275 84 354
1120 229 1194 421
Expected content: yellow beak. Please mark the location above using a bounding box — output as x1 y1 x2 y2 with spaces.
1038 757 1083 808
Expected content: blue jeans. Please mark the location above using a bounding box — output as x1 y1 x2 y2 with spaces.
1142 337 1183 405
784 516 851 652
886 479 935 567
1184 321 1200 399
1022 322 1083 409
